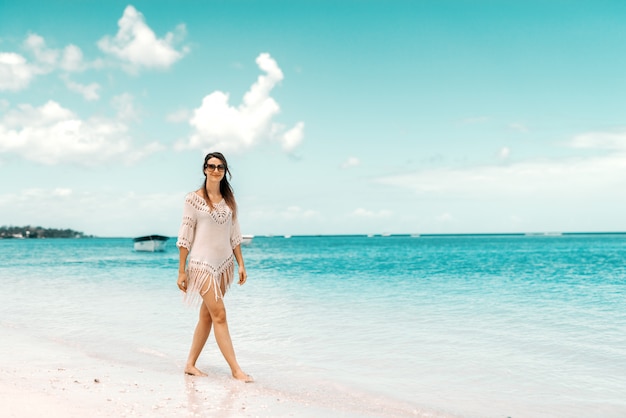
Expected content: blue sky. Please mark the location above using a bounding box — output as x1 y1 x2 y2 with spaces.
1 0 626 237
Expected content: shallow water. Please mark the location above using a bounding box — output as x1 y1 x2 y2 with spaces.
1 234 625 417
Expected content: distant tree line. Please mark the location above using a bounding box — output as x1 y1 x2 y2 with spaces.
0 225 91 239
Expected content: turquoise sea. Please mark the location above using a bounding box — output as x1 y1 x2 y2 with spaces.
1 234 625 417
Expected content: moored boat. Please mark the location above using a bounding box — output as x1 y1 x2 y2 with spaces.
133 235 169 252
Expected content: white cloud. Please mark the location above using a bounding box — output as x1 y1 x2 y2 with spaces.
570 131 626 151
60 44 88 72
498 146 510 159
1 33 93 91
0 100 159 165
377 151 626 201
279 121 304 152
97 5 188 72
23 33 94 73
341 156 360 169
111 93 139 121
52 188 73 197
24 33 59 68
0 52 40 91
352 208 393 218
176 53 304 153
63 77 101 101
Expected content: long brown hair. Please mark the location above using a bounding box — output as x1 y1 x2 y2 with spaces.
201 152 238 218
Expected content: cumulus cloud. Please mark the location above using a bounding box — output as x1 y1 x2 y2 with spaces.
1 33 94 91
63 76 101 101
60 44 90 72
0 100 159 165
23 34 59 68
23 33 91 72
176 53 304 153
98 5 188 72
0 52 41 91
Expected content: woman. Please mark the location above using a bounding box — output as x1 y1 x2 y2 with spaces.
176 152 253 382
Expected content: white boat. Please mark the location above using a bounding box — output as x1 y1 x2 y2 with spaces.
241 235 254 246
133 235 169 252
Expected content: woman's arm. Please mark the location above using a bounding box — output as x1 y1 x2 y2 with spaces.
177 246 189 292
233 245 247 285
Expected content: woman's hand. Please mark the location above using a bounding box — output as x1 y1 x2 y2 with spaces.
177 271 188 292
238 266 247 285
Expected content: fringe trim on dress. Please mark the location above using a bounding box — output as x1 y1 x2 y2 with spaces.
183 255 236 307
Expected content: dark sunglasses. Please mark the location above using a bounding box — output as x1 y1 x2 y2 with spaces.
206 163 225 172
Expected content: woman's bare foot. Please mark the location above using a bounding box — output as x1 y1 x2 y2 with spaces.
232 369 254 382
184 365 208 376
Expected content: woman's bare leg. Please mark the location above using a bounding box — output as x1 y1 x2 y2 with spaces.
185 303 212 376
201 284 253 382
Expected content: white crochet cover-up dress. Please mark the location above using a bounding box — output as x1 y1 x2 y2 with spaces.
176 192 242 305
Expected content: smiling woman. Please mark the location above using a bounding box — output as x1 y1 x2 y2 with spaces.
175 151 253 382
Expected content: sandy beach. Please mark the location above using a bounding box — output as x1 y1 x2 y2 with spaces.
0 364 326 418
0 326 431 418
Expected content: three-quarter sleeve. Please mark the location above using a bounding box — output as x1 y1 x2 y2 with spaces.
230 215 242 249
176 195 196 250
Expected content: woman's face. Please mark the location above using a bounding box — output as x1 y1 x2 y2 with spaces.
205 157 226 181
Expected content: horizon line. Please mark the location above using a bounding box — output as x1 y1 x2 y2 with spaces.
86 231 626 239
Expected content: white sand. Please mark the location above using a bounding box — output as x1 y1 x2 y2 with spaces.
1 380 93 417
0 326 433 417
0 355 335 417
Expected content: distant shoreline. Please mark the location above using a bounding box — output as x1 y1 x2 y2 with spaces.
0 225 91 239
